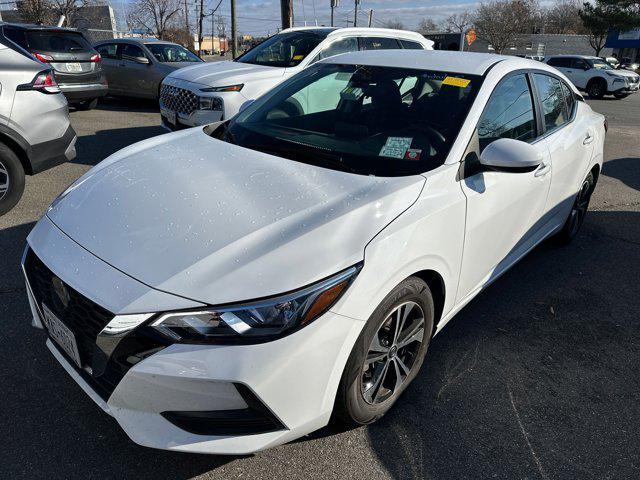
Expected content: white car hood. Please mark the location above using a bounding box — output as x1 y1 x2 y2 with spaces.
47 128 425 306
166 60 285 87
608 69 639 79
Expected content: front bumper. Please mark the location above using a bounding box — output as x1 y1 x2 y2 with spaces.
160 107 223 131
24 216 364 454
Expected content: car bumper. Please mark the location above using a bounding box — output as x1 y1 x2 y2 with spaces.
24 216 364 455
59 82 108 102
160 107 224 131
29 125 77 174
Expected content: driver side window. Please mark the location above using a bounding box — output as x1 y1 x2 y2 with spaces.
477 74 537 151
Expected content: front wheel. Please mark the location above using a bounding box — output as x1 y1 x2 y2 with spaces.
554 171 596 245
0 143 26 216
586 80 606 99
334 277 434 426
614 92 630 99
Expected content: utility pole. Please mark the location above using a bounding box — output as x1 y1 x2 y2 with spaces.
231 0 238 58
367 8 373 27
184 0 190 33
330 0 338 27
280 0 293 30
354 0 360 27
197 0 204 57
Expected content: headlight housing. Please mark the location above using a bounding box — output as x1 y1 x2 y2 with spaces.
150 264 361 343
198 96 223 111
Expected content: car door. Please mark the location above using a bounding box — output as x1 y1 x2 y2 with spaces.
95 42 120 92
548 57 578 85
118 43 154 97
456 73 552 302
568 58 591 89
532 73 595 225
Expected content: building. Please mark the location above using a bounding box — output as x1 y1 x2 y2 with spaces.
606 28 640 63
425 32 612 58
198 35 229 54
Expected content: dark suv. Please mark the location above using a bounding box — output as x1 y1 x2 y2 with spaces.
1 23 107 109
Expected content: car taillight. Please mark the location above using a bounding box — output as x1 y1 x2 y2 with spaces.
33 52 54 63
17 71 61 94
90 53 101 62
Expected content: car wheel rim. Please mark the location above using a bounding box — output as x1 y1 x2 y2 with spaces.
0 160 9 200
361 301 425 405
569 179 592 236
591 84 602 96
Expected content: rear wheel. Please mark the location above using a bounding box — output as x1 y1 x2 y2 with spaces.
0 143 26 216
76 98 99 110
554 171 596 245
334 277 434 426
586 79 606 99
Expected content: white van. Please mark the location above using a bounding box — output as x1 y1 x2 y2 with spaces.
159 27 433 130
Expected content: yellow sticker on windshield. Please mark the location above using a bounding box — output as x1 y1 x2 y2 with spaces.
442 76 471 88
293 54 304 60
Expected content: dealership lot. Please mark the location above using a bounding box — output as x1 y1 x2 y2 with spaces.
1 93 639 479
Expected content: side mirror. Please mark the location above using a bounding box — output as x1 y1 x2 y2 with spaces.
135 56 150 65
480 138 543 171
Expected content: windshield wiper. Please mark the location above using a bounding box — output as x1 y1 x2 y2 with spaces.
248 142 359 174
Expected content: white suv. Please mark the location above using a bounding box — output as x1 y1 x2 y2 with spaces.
546 55 640 99
159 27 433 130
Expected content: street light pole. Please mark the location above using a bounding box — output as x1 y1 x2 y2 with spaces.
230 0 238 58
354 0 359 27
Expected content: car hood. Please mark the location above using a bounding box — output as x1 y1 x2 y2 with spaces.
47 128 425 306
608 69 639 79
166 60 285 87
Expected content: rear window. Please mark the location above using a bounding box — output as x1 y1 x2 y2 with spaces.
399 40 424 50
360 37 401 50
24 30 92 53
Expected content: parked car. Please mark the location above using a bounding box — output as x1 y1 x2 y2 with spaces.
93 38 203 100
0 36 76 215
602 56 620 69
159 26 433 130
620 57 640 73
1 23 107 109
546 55 640 99
23 50 605 453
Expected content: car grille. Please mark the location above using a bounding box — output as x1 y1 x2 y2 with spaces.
160 84 198 115
24 248 113 367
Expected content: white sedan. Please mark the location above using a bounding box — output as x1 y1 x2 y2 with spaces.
23 50 605 454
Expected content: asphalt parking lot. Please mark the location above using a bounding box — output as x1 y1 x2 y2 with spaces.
1 93 639 480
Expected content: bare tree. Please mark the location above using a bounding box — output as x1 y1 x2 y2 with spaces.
16 0 56 25
417 18 439 34
473 0 538 53
51 0 90 24
382 18 405 30
543 0 585 34
445 11 472 33
129 0 181 39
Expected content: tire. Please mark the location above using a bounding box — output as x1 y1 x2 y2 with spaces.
614 92 630 99
553 171 596 245
586 79 606 99
334 277 435 426
76 98 99 110
0 143 26 216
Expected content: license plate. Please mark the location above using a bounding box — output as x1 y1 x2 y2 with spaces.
163 109 177 125
66 62 82 72
42 303 82 367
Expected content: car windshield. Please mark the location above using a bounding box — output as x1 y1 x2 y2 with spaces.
25 30 91 52
235 31 328 67
146 43 201 63
217 63 482 176
589 58 613 70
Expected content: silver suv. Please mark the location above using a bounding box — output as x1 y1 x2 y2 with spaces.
0 35 77 215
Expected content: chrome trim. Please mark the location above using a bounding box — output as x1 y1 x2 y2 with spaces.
96 313 154 358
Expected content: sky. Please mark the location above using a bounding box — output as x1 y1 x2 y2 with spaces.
111 0 482 37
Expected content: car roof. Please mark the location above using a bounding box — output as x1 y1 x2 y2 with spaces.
320 50 509 76
280 26 431 45
94 38 179 46
0 22 82 33
546 54 599 59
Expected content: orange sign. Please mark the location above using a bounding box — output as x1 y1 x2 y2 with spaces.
466 29 477 46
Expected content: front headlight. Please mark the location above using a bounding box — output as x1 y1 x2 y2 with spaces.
150 264 361 343
198 96 223 111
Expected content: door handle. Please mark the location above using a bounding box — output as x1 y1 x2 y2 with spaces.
583 134 594 145
534 162 551 177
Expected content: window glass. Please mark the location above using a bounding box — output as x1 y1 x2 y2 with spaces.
399 40 423 50
121 44 146 61
570 58 589 70
96 43 118 59
360 37 400 50
24 31 91 52
316 37 358 61
533 74 568 131
478 74 536 151
3 27 27 48
146 43 201 62
588 58 614 70
236 31 327 67
223 64 482 176
547 57 570 68
560 81 576 118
